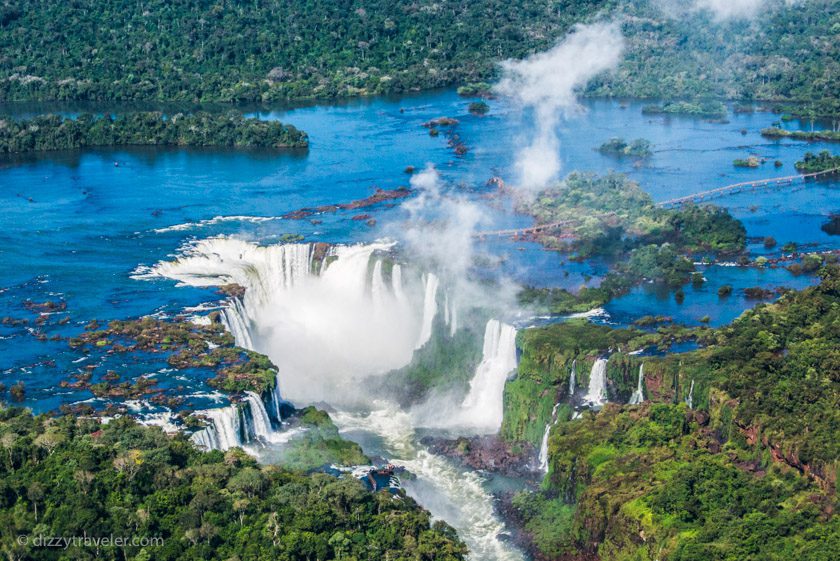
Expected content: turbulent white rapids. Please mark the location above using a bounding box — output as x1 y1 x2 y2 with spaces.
145 238 524 560
582 358 608 408
333 404 525 561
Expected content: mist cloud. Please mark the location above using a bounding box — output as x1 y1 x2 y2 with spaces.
495 22 625 191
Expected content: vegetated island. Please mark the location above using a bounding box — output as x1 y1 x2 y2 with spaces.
641 100 727 119
794 151 840 173
513 172 748 312
598 137 653 158
0 112 308 154
761 127 840 142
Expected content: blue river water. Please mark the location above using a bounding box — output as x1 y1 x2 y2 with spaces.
1 89 838 413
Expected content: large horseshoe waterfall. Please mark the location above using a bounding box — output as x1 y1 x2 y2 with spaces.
148 237 523 560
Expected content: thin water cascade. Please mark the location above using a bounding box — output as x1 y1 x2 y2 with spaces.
628 363 645 405
191 405 243 451
458 320 518 432
244 391 274 442
686 379 695 409
582 358 608 408
569 359 577 398
538 403 561 472
371 260 386 309
416 273 439 349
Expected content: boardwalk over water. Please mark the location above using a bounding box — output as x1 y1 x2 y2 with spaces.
656 167 839 208
472 168 838 239
472 220 571 239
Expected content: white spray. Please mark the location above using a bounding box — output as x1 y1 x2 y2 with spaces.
582 358 609 408
495 22 625 190
628 363 645 405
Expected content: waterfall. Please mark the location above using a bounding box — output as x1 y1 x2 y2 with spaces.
458 320 518 432
191 405 243 451
582 358 608 408
628 363 645 405
416 273 439 349
538 403 560 472
146 238 426 405
371 260 386 309
569 359 576 398
244 391 274 441
686 379 695 409
332 405 525 561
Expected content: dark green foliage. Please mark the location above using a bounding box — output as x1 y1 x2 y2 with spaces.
666 205 746 254
794 150 840 173
0 408 467 560
0 112 308 153
0 0 608 103
641 100 727 119
762 127 840 142
467 101 489 115
0 1 835 111
383 323 482 406
596 2 839 113
598 137 653 158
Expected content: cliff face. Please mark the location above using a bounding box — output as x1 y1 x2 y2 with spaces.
501 267 840 560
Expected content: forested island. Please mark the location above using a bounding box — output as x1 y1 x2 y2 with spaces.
0 112 308 153
0 1 837 114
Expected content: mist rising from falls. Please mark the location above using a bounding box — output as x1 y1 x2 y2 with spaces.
582 358 608 408
628 363 645 405
147 238 434 405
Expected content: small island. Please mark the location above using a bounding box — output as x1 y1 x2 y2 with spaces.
761 127 840 142
794 150 840 173
0 111 308 154
597 137 652 158
642 100 727 119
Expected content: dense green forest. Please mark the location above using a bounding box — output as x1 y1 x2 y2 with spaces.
0 112 308 153
0 408 467 561
0 1 836 109
503 265 840 560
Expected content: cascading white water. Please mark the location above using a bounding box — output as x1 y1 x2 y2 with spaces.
371 260 386 309
582 358 608 408
686 379 695 409
457 320 518 432
146 238 424 405
191 405 242 451
628 363 645 405
569 359 576 397
244 391 274 441
416 273 439 349
145 238 524 559
538 403 560 472
333 404 524 561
